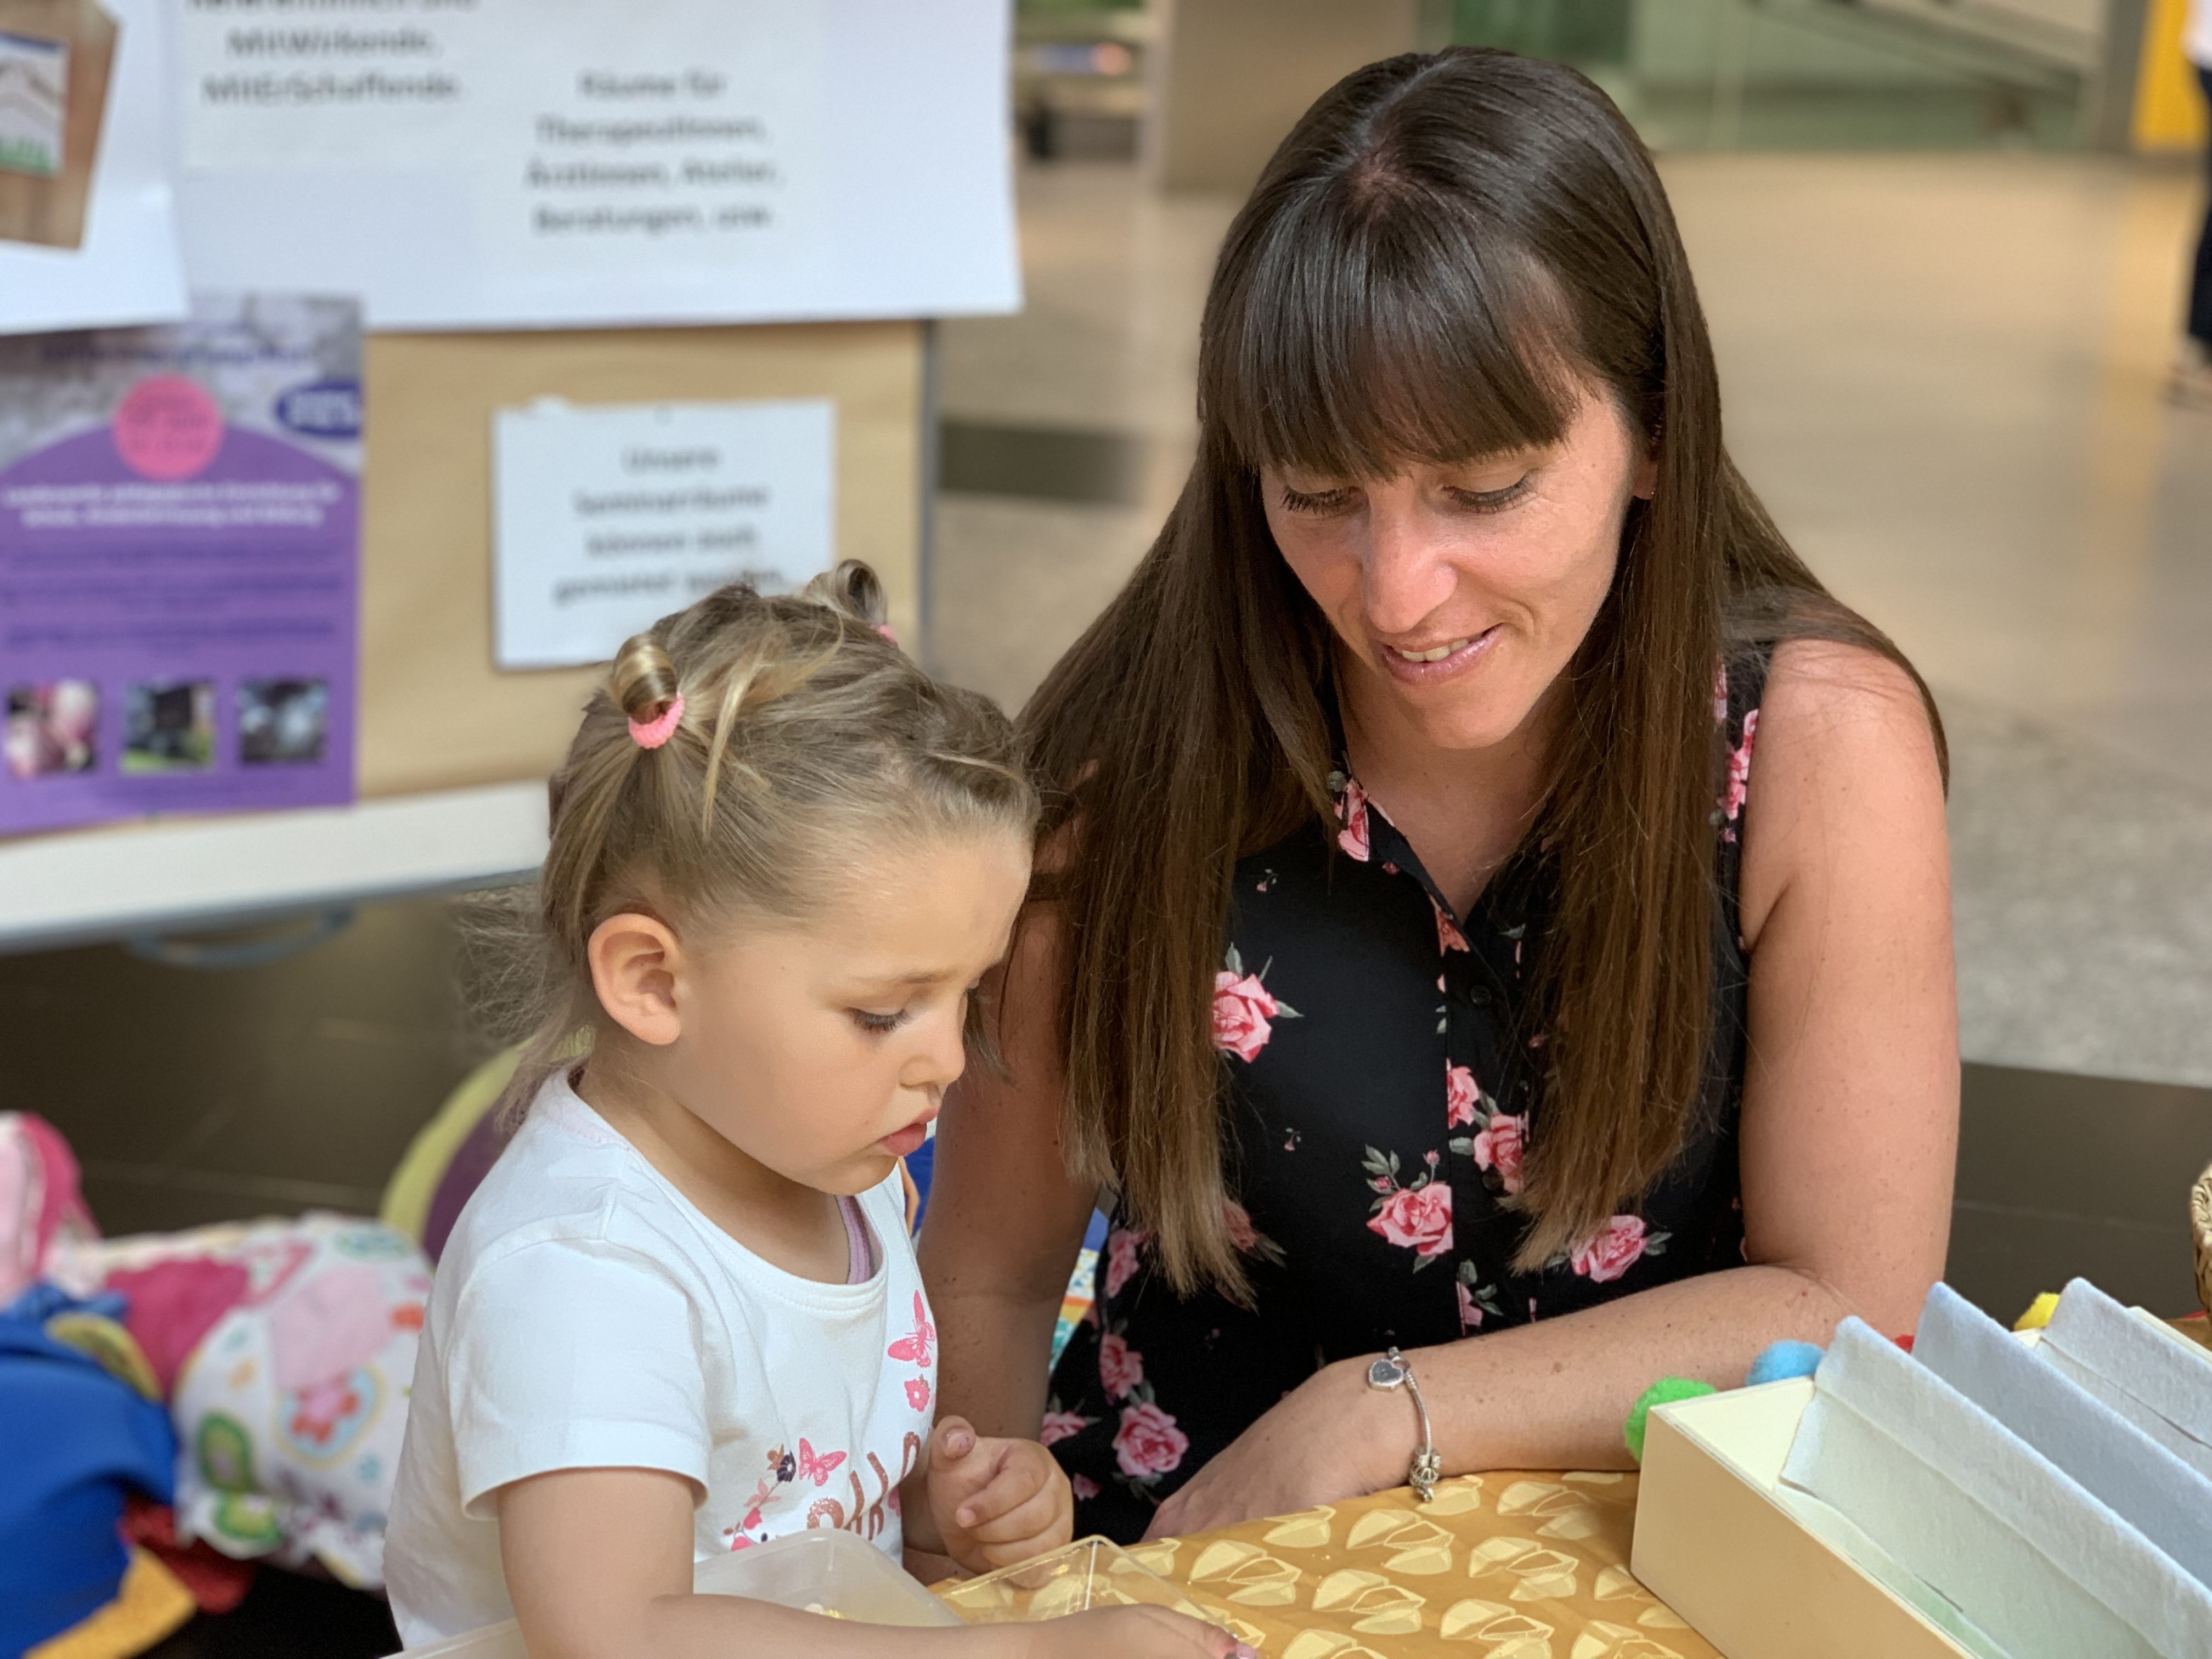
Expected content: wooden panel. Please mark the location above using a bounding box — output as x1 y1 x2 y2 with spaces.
357 319 924 799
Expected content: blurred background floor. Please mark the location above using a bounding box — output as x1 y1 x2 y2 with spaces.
13 148 2210 1331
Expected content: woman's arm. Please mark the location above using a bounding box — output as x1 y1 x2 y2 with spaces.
1147 640 1958 1537
921 902 1101 1445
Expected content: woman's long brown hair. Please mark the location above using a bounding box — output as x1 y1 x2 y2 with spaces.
1024 48 1943 1295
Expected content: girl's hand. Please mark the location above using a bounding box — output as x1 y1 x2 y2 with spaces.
926 1415 1074 1572
1027 1606 1255 1658
1144 1359 1402 1541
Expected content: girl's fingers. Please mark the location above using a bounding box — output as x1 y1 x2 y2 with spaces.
932 1415 978 1465
951 1452 1043 1530
967 1478 1066 1549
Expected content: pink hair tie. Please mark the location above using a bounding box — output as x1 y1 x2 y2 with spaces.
874 624 898 644
628 693 684 750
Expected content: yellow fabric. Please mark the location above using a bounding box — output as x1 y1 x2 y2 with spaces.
939 1474 1719 1657
380 1048 521 1245
2013 1291 2060 1333
26 1549 196 1659
2136 0 2210 151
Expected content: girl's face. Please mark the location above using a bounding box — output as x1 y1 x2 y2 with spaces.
1261 391 1653 757
659 828 1032 1197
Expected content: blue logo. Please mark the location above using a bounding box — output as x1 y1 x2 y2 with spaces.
273 379 362 441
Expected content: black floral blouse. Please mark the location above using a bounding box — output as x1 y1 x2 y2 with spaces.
1045 657 1767 1542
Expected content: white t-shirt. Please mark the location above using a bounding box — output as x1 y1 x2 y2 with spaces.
385 1074 936 1646
2191 0 2211 71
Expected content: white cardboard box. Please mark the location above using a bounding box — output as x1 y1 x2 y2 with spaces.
1630 1379 1975 1659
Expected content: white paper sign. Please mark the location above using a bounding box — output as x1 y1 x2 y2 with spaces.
0 0 188 334
176 0 1018 330
493 398 834 671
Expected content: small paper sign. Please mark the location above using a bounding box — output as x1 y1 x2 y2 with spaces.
492 397 836 671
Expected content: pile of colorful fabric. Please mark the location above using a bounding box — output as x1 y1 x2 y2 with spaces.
0 1113 430 1658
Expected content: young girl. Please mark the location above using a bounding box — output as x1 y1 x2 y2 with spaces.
386 567 1240 1658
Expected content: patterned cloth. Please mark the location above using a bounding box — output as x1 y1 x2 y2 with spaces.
961 1472 1719 1658
1051 663 1768 1540
94 1213 432 1589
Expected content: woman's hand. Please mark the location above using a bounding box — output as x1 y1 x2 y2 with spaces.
1143 1359 1406 1541
925 1415 1074 1572
1029 1607 1255 1658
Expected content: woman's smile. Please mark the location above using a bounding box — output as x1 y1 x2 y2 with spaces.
1377 623 1503 684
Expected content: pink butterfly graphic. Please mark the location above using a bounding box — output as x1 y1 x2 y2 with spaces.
905 1377 932 1412
887 1291 935 1368
794 1438 847 1487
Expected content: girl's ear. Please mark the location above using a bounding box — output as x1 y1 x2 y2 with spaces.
587 912 686 1046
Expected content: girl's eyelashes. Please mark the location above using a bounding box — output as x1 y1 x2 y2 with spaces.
849 1008 909 1035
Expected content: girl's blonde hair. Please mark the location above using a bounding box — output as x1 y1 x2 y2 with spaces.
487 561 1037 1116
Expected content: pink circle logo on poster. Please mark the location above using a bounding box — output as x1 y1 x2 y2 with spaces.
112 376 225 481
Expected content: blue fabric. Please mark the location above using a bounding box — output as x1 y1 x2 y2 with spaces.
0 1285 177 1657
905 1135 934 1232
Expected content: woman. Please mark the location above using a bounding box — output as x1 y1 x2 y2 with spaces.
922 48 1956 1544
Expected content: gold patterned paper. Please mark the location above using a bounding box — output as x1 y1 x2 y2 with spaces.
940 1471 1722 1657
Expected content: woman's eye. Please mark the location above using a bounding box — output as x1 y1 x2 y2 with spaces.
1447 476 1531 514
1278 484 1355 516
850 1008 907 1035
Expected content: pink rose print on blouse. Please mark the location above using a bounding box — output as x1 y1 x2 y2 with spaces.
1471 1111 1526 1196
1446 1062 1480 1130
1071 1474 1101 1501
1113 1402 1190 1480
1456 1263 1503 1332
1362 1143 1454 1265
1040 1407 1096 1447
1721 707 1759 822
1102 1226 1150 1297
1099 1331 1146 1400
1433 896 1471 955
1568 1214 1671 1283
1211 945 1300 1063
1336 774 1372 861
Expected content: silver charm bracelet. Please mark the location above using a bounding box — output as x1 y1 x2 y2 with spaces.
1366 1346 1443 1502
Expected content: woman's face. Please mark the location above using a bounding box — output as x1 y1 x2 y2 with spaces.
1262 390 1654 755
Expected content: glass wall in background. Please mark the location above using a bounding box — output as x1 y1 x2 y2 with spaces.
1444 0 2113 151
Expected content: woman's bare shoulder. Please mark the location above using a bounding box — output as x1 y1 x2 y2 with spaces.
1739 636 1947 947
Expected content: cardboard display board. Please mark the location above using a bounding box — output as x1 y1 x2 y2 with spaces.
358 319 923 800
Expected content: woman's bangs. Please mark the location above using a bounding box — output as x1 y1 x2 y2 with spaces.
1206 192 1579 481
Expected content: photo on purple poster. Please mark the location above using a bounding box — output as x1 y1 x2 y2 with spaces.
122 679 213 774
4 678 95 779
238 678 328 766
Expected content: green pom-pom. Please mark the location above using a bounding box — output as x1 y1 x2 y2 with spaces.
1624 1377 1717 1463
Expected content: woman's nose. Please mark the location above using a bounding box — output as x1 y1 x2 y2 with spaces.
1361 501 1456 639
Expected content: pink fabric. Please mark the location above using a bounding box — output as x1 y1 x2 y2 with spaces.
267 1260 398 1391
838 1195 874 1285
0 1111 98 1307
105 1257 252 1396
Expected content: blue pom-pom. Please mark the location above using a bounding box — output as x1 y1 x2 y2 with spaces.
1745 1340 1824 1387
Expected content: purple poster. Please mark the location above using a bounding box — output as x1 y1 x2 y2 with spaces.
0 295 359 835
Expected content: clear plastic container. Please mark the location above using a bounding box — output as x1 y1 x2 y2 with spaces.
936 1536 1214 1624
393 1530 958 1654
695 1528 963 1627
